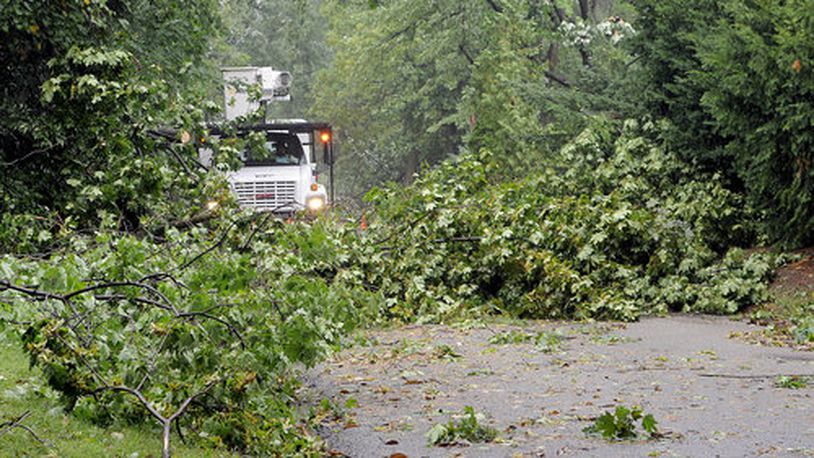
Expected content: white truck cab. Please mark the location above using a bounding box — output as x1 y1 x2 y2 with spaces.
228 124 329 213
210 67 332 214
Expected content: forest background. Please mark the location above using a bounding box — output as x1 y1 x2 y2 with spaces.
1 0 812 455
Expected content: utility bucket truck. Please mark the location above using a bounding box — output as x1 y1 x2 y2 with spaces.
204 66 333 214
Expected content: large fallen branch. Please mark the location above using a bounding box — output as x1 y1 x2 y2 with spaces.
0 278 243 457
0 280 244 347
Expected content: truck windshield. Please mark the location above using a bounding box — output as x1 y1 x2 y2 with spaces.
242 133 305 166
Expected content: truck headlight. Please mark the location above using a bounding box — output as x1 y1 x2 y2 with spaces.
306 196 325 211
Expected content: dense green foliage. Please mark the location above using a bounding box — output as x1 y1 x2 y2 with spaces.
317 0 813 246
357 120 776 322
694 0 814 247
627 0 729 174
1 0 810 455
1 120 783 453
631 0 814 247
1 217 382 455
0 0 221 251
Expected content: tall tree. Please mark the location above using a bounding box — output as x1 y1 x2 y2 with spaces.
693 0 814 247
630 0 814 246
0 0 221 249
627 0 731 177
314 0 639 199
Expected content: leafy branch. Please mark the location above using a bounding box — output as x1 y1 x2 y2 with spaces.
0 277 240 457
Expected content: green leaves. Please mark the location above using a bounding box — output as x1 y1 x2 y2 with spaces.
641 414 658 435
355 121 768 322
583 405 659 440
315 0 640 197
631 0 814 247
426 422 452 446
775 376 809 390
0 217 383 455
591 411 625 439
63 46 131 68
696 0 814 247
1 0 223 252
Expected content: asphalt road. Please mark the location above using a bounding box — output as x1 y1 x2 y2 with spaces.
306 315 814 458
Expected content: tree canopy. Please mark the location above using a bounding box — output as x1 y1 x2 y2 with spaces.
1 0 222 250
313 0 641 196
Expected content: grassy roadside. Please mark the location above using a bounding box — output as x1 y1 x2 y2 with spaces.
0 334 234 458
743 291 814 350
738 248 814 350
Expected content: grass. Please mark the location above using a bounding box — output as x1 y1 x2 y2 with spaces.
0 333 234 458
745 291 814 349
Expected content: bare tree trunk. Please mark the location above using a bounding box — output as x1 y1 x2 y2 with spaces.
591 0 616 21
162 421 172 458
547 43 560 71
578 0 590 19
403 151 419 184
577 0 593 67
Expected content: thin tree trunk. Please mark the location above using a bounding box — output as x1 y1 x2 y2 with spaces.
403 151 419 184
577 0 592 67
547 43 560 71
578 0 590 19
162 421 172 458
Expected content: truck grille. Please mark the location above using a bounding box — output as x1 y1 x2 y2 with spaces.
232 181 297 211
